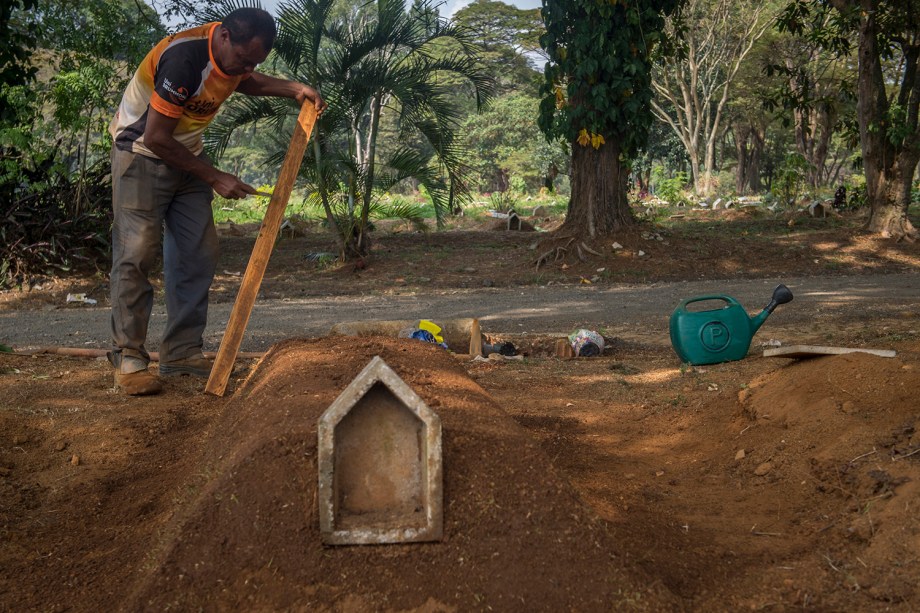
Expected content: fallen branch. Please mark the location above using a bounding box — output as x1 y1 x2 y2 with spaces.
849 448 877 464
892 447 920 461
749 524 782 537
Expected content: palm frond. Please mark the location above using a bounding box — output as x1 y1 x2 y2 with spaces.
196 0 266 24
367 198 429 231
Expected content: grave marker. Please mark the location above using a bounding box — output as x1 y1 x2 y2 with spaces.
318 356 443 545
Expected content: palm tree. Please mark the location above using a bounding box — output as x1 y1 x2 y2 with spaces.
205 0 494 259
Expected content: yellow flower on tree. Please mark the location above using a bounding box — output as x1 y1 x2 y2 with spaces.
577 128 606 149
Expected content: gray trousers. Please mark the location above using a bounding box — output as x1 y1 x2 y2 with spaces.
109 147 218 367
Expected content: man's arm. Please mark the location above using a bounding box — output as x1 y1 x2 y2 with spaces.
235 72 327 113
144 108 257 199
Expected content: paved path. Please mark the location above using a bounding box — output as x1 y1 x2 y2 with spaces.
1 273 917 352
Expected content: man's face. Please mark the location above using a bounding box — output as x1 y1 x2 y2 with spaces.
215 26 269 76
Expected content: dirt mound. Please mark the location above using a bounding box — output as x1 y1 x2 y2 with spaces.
126 337 677 611
726 352 920 608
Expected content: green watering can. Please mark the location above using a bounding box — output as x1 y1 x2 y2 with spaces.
669 284 793 365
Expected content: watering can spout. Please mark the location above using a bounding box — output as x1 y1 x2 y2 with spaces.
749 309 771 335
750 284 794 334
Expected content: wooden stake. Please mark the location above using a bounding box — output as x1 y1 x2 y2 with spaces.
205 104 318 396
469 318 482 357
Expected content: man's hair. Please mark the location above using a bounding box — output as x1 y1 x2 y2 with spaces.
222 7 277 49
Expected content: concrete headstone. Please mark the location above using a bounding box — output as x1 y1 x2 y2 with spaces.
318 356 443 545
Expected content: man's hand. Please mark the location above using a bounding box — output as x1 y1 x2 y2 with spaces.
294 84 327 115
210 171 258 200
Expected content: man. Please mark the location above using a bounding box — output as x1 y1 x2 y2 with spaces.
108 7 325 395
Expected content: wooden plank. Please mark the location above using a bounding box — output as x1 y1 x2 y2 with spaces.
469 318 483 357
763 345 897 359
205 104 318 396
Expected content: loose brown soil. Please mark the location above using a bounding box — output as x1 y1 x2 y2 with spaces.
1 211 920 611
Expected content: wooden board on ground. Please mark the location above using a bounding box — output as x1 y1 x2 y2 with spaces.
763 345 897 359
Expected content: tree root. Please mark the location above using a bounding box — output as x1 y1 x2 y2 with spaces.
534 236 575 270
871 216 918 243
533 236 610 269
580 241 603 256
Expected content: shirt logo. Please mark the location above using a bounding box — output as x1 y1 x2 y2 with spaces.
186 99 219 115
162 78 189 104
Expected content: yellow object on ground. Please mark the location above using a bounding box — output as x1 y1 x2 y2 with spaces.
418 320 444 343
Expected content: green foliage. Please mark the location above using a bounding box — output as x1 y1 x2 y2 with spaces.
452 0 544 95
368 197 430 231
462 92 568 193
213 187 278 224
488 190 517 213
0 0 163 284
205 0 494 258
36 0 164 62
775 0 853 57
654 169 690 206
776 0 920 236
1 0 39 122
843 174 867 210
771 151 812 207
538 0 680 156
304 188 430 244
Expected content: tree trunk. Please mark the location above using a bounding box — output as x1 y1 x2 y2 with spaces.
688 148 701 197
733 124 752 195
357 95 382 256
562 140 634 237
855 0 919 240
865 152 920 238
749 134 764 193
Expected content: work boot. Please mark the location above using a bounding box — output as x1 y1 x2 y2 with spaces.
114 369 162 396
159 354 212 378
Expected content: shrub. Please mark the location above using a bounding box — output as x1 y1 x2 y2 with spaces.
656 171 691 207
771 152 812 208
1 161 112 288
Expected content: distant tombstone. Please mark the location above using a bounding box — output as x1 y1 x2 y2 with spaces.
507 210 522 231
531 205 549 218
808 201 829 218
318 356 443 545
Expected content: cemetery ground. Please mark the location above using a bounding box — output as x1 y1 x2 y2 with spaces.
2 207 920 611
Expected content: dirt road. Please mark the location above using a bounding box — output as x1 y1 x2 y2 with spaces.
2 272 917 352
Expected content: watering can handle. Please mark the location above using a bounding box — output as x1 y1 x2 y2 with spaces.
676 295 742 311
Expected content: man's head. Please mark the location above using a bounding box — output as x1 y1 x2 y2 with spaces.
213 7 276 76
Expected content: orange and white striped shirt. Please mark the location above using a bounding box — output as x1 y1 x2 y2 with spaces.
109 22 249 157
